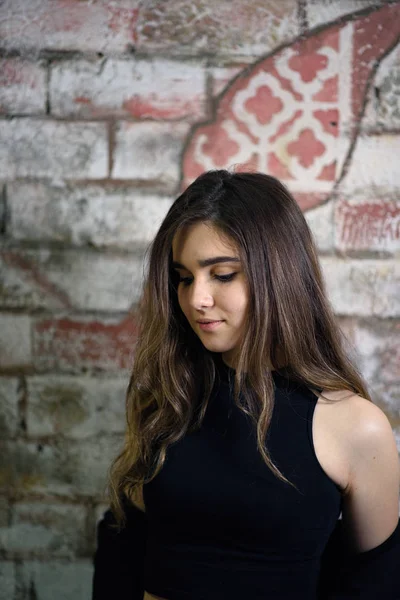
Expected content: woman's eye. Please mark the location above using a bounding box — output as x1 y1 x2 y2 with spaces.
214 273 236 282
178 273 237 287
178 276 193 286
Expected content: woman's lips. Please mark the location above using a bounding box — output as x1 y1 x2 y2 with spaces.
196 320 224 331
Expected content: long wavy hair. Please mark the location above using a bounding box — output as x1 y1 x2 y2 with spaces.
109 169 370 524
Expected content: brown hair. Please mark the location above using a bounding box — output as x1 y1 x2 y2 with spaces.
109 170 370 524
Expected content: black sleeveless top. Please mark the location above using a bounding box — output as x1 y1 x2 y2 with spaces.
143 359 342 599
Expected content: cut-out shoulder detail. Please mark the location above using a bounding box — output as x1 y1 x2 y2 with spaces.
311 389 366 493
317 388 360 404
339 400 400 553
311 391 394 498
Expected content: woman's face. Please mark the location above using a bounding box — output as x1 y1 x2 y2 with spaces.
172 222 249 367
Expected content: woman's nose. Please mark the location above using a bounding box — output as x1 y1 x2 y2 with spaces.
189 280 214 309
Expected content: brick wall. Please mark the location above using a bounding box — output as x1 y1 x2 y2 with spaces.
0 1 399 597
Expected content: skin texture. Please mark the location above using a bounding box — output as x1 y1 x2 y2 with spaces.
172 222 249 368
312 388 400 553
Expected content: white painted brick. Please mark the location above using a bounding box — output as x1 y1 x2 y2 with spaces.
0 249 144 311
136 0 299 57
0 58 46 114
8 182 173 248
32 313 136 373
0 315 31 368
19 560 93 600
50 58 207 120
0 498 9 528
0 378 20 437
0 119 108 181
112 121 190 183
334 193 400 255
370 382 400 426
394 428 400 455
0 562 15 600
306 0 378 29
352 322 399 385
0 523 56 555
304 200 334 253
321 258 400 317
1 437 121 497
362 44 400 132
37 251 144 311
339 135 400 194
0 0 139 54
95 503 110 526
209 64 246 97
0 253 64 310
372 384 400 423
27 375 127 438
1 503 86 557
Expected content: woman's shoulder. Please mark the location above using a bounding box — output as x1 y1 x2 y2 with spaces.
312 389 397 493
320 390 399 553
318 389 392 444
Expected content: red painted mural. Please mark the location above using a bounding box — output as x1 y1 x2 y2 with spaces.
182 4 400 210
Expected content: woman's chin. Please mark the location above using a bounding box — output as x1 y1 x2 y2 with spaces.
199 339 234 356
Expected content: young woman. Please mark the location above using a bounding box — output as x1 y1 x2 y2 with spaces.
93 170 400 599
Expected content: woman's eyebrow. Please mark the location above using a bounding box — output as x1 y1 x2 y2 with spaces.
172 256 241 269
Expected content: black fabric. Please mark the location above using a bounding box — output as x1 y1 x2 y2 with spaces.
142 360 342 599
92 357 400 599
92 499 147 600
92 512 400 599
318 518 400 599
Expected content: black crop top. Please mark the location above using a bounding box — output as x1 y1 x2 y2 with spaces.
143 359 343 599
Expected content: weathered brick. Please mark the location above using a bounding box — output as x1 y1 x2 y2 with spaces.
351 320 400 386
351 6 400 124
335 194 400 255
112 121 190 183
209 64 247 97
183 27 343 197
33 315 136 373
0 0 139 55
321 258 400 318
0 315 31 369
0 58 47 114
0 562 15 600
50 58 207 120
27 375 127 438
181 6 400 202
0 250 143 311
95 503 109 526
18 560 93 600
0 119 108 180
0 437 121 497
304 201 334 253
0 253 61 310
0 378 20 437
363 43 400 133
0 503 86 557
136 0 299 56
7 182 173 249
393 427 400 456
335 316 361 368
0 497 9 528
340 135 400 194
306 0 379 29
371 384 400 431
